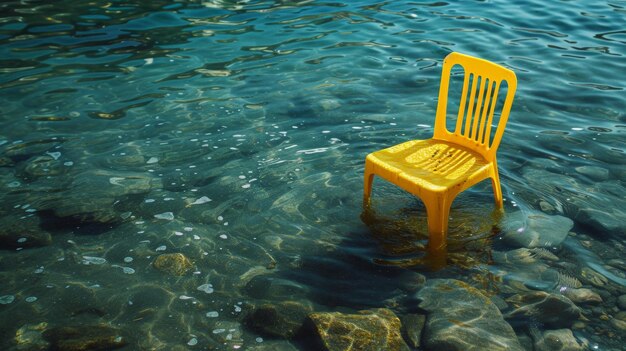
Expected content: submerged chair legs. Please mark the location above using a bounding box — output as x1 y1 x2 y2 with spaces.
362 164 454 247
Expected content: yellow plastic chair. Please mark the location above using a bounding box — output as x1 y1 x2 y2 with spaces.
364 52 517 245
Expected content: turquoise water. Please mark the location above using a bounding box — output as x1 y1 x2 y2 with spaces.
1 0 625 350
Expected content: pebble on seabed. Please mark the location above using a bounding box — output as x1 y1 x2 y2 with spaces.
152 253 193 276
0 295 15 304
189 196 211 205
81 256 106 265
197 283 214 294
154 212 175 220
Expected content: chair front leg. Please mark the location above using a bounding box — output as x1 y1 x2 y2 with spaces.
423 192 451 248
490 163 504 209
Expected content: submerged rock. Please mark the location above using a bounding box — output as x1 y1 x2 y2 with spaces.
533 328 583 351
561 288 602 305
505 291 581 328
0 156 14 167
152 253 192 276
416 279 523 351
44 169 156 225
610 316 626 331
567 181 626 237
574 206 626 237
579 267 609 287
575 165 609 181
15 322 49 351
618 294 626 310
0 216 51 249
307 308 409 351
318 98 341 111
17 155 64 180
246 340 299 351
246 300 313 339
401 314 426 349
211 320 243 347
42 325 126 351
243 275 309 300
501 210 573 248
3 138 62 159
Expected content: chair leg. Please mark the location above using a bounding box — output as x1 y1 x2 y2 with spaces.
363 161 375 206
491 165 504 209
424 194 451 248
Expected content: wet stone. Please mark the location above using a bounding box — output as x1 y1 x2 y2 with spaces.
50 283 105 320
575 165 609 181
244 275 309 300
120 285 172 322
501 210 573 248
505 291 581 329
17 155 64 180
608 259 626 271
101 149 146 169
0 295 15 304
0 156 14 167
211 320 242 346
43 170 156 225
318 98 341 111
493 247 558 266
401 314 425 349
610 317 626 331
618 294 626 310
416 279 523 351
0 216 51 249
237 266 274 288
49 196 119 225
152 253 192 276
3 139 61 159
539 200 555 213
580 267 608 287
42 325 126 351
246 339 299 351
15 322 49 351
73 169 154 197
246 300 313 339
517 333 534 351
568 182 626 237
307 308 409 351
533 329 584 351
574 206 626 238
561 288 602 305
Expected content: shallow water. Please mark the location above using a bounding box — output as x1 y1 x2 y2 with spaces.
1 0 625 350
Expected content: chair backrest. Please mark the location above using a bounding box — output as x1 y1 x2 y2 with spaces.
433 52 517 162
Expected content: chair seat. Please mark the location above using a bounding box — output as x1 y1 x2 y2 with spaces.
366 138 491 194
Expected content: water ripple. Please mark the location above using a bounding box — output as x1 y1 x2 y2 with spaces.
1 1 626 350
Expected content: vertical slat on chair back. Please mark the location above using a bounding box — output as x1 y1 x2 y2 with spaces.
434 52 517 162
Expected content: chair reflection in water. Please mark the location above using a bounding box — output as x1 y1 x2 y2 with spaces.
364 52 517 250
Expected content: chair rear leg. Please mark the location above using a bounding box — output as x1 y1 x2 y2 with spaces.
363 161 375 206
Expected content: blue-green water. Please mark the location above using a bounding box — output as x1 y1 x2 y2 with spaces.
1 0 625 350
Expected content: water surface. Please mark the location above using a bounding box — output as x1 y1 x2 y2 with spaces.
1 0 625 350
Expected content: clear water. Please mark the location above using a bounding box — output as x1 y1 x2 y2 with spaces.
1 0 625 350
